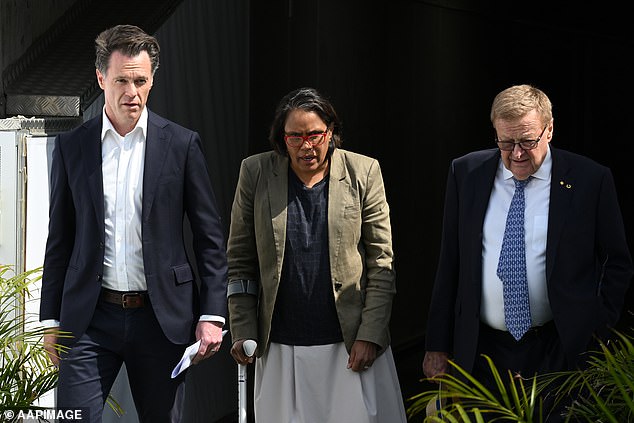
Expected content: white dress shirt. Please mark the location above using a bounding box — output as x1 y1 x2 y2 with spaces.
101 107 147 291
480 147 554 330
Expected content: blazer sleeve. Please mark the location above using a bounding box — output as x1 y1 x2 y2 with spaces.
595 168 633 329
183 132 228 318
227 158 260 342
354 158 397 349
40 133 75 321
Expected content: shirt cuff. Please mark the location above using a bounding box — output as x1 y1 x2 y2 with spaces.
199 315 225 326
40 319 60 328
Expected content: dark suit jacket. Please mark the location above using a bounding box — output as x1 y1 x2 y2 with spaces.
425 147 633 372
40 110 228 346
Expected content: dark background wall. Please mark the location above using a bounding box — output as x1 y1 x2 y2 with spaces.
244 0 634 410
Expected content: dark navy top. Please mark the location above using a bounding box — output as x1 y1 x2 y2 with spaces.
269 168 344 345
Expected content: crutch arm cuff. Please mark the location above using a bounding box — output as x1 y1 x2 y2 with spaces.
227 279 259 297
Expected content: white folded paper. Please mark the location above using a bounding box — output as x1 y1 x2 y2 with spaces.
171 329 228 378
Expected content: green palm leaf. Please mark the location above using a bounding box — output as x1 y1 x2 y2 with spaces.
409 327 634 422
0 265 66 418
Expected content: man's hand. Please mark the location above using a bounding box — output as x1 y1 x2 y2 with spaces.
192 321 223 365
423 351 450 380
347 340 378 372
43 328 60 366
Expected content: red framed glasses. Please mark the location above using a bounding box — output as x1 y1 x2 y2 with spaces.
284 131 328 148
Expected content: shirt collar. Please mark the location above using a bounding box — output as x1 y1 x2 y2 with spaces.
101 106 148 142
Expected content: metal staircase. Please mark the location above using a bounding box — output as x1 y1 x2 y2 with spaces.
1 0 184 119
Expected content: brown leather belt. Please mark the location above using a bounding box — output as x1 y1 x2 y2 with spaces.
100 288 148 308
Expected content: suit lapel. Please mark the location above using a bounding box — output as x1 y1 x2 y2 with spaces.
328 150 349 275
546 148 574 280
472 155 499 230
470 152 499 284
268 154 289 280
82 116 105 233
143 111 171 220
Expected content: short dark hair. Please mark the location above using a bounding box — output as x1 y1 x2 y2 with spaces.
95 24 160 75
269 87 343 155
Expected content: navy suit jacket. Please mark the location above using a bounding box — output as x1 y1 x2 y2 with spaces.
40 110 228 345
425 147 633 372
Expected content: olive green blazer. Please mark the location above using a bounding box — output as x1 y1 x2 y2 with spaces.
227 148 396 356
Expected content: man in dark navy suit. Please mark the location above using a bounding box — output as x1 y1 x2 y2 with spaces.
40 24 227 422
423 84 633 421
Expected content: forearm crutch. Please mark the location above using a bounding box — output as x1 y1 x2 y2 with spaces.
238 340 257 423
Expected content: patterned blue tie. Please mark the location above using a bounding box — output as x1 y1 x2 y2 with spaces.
497 177 532 341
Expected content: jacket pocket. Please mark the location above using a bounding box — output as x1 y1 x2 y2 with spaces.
172 264 194 285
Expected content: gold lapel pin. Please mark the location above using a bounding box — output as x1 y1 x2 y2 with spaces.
559 181 572 189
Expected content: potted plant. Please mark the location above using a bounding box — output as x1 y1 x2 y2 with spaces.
538 329 634 422
407 355 543 422
0 265 62 421
407 328 634 422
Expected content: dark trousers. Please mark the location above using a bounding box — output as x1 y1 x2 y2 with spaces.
472 321 571 422
56 297 187 423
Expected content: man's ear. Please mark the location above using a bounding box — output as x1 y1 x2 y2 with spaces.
544 119 554 143
96 69 105 89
